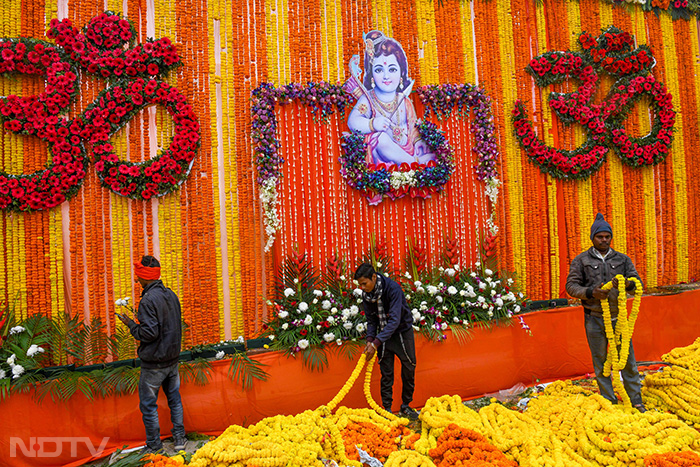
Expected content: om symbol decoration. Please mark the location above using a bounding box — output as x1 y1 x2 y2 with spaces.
0 12 200 212
512 26 675 180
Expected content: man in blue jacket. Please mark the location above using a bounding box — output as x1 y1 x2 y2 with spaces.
355 263 418 420
117 255 187 452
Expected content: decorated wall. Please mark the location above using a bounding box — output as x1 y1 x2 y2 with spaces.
1 0 699 346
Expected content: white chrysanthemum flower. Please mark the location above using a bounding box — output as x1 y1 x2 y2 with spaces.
377 261 383 268
7 354 16 366
441 323 448 330
9 326 25 335
298 302 309 312
215 350 225 360
475 261 481 268
268 335 275 341
453 317 460 323
298 339 309 350
331 307 338 314
327 316 336 325
490 290 497 296
284 288 295 297
356 323 366 333
470 272 477 278
316 325 322 331
462 319 469 325
416 286 425 294
427 285 438 295
454 264 461 271
482 303 489 309
235 336 245 343
343 322 353 330
12 365 24 378
353 288 363 297
487 310 493 318
312 299 318 304
446 268 456 277
323 332 335 343
485 268 493 276
350 305 359 316
322 300 331 310
515 305 521 313
27 345 45 358
477 296 486 303
340 275 346 281
412 325 420 331
405 294 411 301
507 278 514 285
447 286 458 295
313 289 323 297
336 339 343 345
293 278 299 284
0 369 5 379
115 298 125 307
414 281 422 287
278 310 289 319
303 314 313 325
436 296 443 303
281 323 289 330
495 298 504 307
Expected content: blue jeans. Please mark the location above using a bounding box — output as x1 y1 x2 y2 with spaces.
138 363 185 449
584 313 642 405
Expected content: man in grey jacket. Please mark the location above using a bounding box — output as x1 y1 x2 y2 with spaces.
565 213 645 411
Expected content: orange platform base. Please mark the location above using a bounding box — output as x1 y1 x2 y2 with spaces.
3 289 699 466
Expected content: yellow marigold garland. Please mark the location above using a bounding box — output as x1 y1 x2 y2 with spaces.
601 274 643 407
643 337 700 428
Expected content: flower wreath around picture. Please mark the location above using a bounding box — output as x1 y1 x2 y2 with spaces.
0 11 200 212
252 82 501 250
513 26 675 180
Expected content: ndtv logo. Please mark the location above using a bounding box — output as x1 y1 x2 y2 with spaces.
10 437 110 458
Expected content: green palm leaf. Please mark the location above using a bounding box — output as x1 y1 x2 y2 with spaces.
228 353 269 390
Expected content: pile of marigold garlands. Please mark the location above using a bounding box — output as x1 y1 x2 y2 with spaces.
174 276 700 466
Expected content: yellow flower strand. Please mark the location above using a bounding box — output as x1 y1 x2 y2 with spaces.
601 274 642 407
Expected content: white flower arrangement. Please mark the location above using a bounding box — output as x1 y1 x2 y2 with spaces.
284 288 295 297
9 326 25 335
298 339 309 350
215 350 225 360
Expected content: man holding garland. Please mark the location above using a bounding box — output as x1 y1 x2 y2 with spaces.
355 263 419 420
565 213 646 412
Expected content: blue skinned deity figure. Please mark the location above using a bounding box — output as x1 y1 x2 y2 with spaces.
345 31 435 167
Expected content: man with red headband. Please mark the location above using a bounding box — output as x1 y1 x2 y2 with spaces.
117 255 186 453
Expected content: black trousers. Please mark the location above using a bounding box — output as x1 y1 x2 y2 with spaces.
378 328 416 412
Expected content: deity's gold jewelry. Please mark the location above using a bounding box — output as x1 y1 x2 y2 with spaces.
400 77 404 89
371 77 375 89
369 118 375 132
371 90 399 116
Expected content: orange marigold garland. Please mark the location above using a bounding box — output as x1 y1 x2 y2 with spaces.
644 451 700 467
341 421 401 463
428 424 517 467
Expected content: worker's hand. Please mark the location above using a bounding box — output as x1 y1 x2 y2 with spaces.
592 283 610 300
363 341 377 358
116 312 133 327
610 277 632 291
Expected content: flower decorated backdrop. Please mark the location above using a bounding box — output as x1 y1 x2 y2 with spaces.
1 0 700 345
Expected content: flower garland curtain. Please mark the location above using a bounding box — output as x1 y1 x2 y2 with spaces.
1 0 699 346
